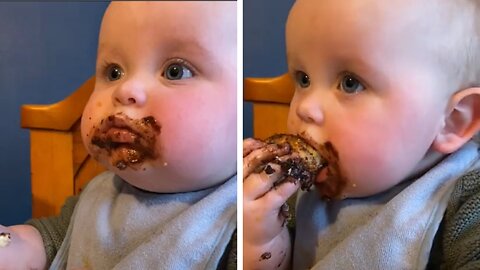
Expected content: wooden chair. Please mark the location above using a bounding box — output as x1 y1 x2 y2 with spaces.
243 73 294 139
21 77 106 218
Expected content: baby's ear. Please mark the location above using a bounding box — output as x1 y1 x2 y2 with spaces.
433 87 480 154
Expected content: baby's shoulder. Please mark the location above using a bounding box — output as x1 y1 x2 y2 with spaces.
434 169 480 268
449 168 480 209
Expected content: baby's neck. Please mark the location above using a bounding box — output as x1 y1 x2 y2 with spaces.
406 149 447 181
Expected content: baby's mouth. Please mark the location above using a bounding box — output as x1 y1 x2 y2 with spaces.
89 112 161 170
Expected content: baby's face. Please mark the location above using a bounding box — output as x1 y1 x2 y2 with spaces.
286 0 453 198
81 2 236 192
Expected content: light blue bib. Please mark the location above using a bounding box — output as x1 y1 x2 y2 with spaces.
294 142 479 270
50 172 237 270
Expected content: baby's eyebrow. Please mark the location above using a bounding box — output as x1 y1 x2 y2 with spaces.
97 43 122 58
343 57 389 86
163 38 213 61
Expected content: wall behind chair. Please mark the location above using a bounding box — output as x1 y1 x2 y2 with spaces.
243 0 295 138
0 3 108 225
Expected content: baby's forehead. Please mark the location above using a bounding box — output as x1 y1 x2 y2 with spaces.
103 2 234 30
100 2 235 50
104 3 204 30
97 2 236 73
287 0 465 60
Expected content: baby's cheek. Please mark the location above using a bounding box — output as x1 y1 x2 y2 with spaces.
340 141 412 197
157 136 212 182
81 93 108 146
80 112 95 148
159 116 229 172
147 92 235 185
330 136 382 194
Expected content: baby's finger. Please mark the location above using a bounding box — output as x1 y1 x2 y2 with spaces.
244 163 283 200
243 143 290 178
259 180 299 210
274 152 300 163
243 138 265 157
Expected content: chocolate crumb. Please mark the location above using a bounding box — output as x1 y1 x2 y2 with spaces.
264 164 275 175
115 160 127 170
277 250 287 268
275 157 315 191
259 252 271 261
280 203 291 226
142 116 161 132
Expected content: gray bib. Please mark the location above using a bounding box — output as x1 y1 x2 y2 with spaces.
50 172 237 270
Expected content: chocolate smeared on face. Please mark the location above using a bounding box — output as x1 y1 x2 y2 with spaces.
314 141 347 200
90 112 161 170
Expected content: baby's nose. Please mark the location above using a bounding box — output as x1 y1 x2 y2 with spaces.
112 79 147 107
295 92 324 125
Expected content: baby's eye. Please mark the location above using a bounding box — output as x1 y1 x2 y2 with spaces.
163 63 193 80
338 74 365 94
105 64 124 81
295 71 310 88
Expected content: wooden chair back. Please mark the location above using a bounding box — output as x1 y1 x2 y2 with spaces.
244 73 294 139
21 77 106 218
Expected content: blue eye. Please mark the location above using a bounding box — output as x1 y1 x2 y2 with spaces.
105 64 124 81
338 74 365 94
163 63 193 80
295 71 310 88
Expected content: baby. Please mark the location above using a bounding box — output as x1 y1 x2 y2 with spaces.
244 0 480 269
0 2 237 269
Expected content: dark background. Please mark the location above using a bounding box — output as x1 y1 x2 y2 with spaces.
0 3 108 225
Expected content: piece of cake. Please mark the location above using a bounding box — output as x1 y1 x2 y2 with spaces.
265 134 327 191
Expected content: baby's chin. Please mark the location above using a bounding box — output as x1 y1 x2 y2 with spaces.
105 162 230 193
314 184 371 200
313 170 377 200
321 180 402 200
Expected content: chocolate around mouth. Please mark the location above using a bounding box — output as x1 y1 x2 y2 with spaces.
264 134 348 200
314 141 348 200
90 112 161 170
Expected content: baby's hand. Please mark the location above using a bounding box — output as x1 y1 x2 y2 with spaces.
243 138 299 270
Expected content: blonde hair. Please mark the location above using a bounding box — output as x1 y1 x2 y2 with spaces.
460 0 480 141
437 0 480 141
438 0 480 90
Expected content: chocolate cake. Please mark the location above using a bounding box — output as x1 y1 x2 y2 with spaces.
265 134 327 191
